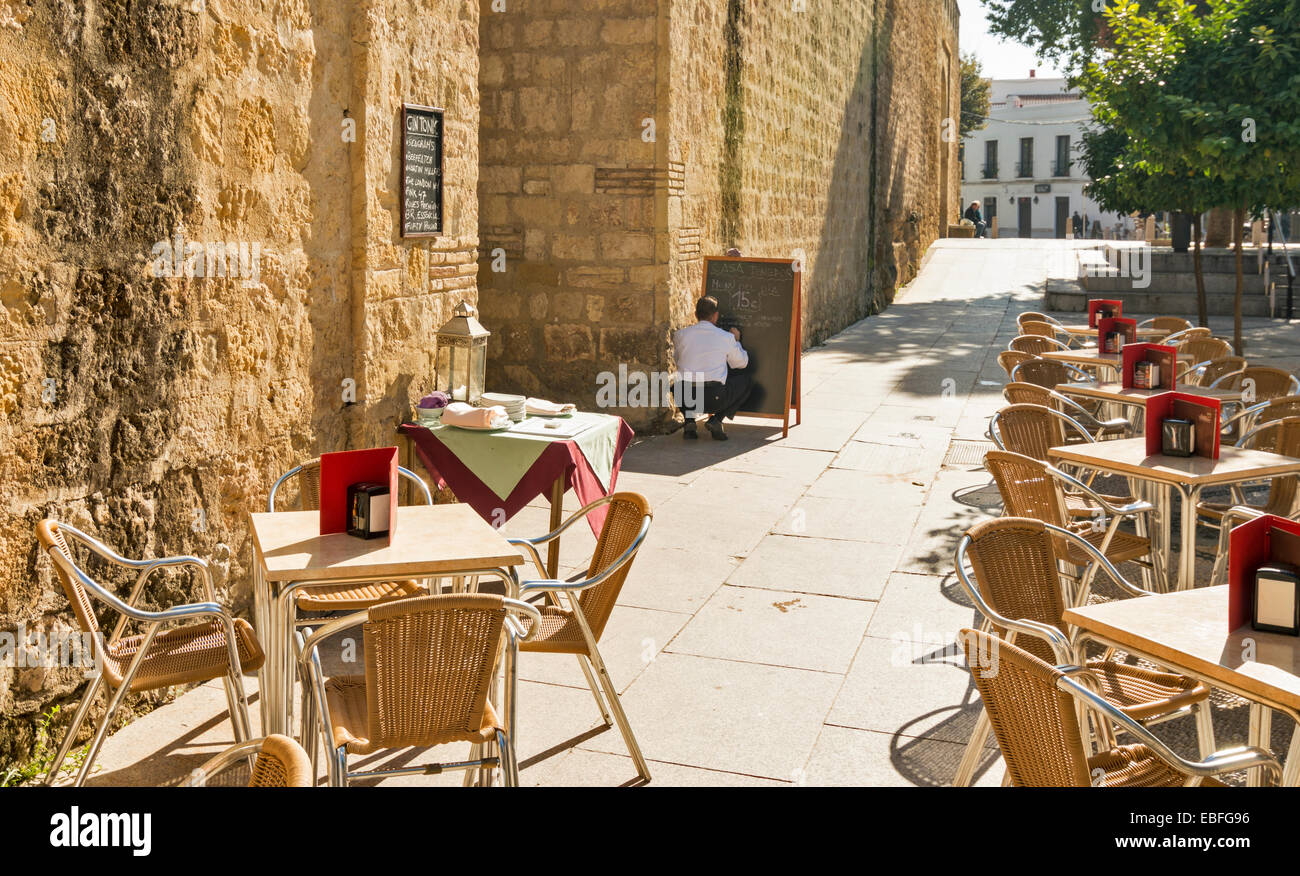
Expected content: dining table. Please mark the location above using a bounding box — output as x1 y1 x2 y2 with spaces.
248 503 525 736
1048 437 1300 592
1058 324 1169 341
399 411 633 578
1066 585 1300 786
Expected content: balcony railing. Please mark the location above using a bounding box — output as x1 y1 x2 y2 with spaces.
1016 161 1034 178
1052 160 1071 177
981 164 999 179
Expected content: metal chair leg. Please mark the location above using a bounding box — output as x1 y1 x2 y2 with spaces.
587 643 650 781
329 744 349 787
578 654 612 725
42 675 102 786
1194 699 1217 760
496 729 517 787
76 680 132 787
953 707 991 787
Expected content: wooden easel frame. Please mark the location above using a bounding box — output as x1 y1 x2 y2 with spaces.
701 256 803 438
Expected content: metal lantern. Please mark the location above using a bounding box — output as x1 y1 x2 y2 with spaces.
435 301 490 405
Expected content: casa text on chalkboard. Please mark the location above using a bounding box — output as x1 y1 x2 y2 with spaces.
701 256 803 437
400 104 444 238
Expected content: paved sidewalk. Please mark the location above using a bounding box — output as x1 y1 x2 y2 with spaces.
86 239 1300 786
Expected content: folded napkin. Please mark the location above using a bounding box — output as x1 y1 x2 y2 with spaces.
526 397 577 416
443 402 510 429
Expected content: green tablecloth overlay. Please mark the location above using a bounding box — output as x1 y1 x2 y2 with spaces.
424 411 621 501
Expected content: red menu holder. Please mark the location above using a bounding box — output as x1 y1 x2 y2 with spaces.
1144 392 1221 459
319 447 399 538
1088 299 1123 328
1121 343 1177 390
1229 515 1300 630
1096 316 1137 353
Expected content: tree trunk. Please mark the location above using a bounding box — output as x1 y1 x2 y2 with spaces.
1233 206 1246 355
1205 206 1234 248
1192 213 1208 327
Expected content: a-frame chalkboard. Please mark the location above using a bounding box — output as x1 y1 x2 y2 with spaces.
701 256 802 437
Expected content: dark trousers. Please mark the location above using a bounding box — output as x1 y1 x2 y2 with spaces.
677 369 753 423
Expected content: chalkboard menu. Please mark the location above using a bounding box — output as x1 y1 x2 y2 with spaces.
702 256 802 436
400 104 444 237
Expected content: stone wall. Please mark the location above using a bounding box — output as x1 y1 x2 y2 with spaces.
872 0 961 302
478 0 960 427
477 0 666 428
0 0 479 767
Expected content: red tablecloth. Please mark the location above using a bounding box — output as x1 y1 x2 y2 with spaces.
399 418 634 536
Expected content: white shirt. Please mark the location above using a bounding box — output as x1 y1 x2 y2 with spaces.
673 320 749 384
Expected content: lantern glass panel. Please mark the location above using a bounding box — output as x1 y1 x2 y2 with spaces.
469 342 486 403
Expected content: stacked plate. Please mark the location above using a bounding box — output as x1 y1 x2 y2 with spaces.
480 392 527 422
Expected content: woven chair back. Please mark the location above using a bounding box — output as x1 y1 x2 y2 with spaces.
36 520 99 634
998 351 1035 381
577 493 651 641
1013 358 1071 390
964 516 1068 664
362 594 506 750
1009 335 1058 356
1002 382 1052 408
993 405 1064 461
961 627 1090 787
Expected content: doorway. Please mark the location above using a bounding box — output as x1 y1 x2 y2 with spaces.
1018 199 1033 238
1055 197 1070 239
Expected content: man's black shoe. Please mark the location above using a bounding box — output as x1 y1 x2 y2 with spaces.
683 422 699 440
706 419 728 440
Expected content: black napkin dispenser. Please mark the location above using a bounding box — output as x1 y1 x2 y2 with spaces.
347 481 391 539
1253 563 1300 636
1161 418 1196 458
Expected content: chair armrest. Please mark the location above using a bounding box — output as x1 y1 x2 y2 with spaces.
506 538 550 580
1042 522 1149 599
183 738 267 786
518 516 649 596
510 495 618 547
954 537 1075 664
1047 466 1154 517
1057 672 1282 784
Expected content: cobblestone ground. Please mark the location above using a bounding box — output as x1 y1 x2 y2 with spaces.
86 239 1300 786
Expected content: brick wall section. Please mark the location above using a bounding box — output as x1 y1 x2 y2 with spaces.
476 0 665 427
0 0 478 765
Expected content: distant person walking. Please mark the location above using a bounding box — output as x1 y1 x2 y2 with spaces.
1071 211 1084 238
964 201 987 238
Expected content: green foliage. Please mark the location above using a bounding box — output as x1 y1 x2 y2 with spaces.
980 0 1113 71
0 706 93 787
959 53 992 140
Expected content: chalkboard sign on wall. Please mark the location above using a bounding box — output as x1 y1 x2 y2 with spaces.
701 256 803 437
400 104 444 238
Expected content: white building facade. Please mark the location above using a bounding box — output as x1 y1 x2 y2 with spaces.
961 76 1121 239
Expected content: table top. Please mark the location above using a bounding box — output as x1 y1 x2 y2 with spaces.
1055 381 1244 405
1049 437 1300 486
1065 586 1300 714
1041 350 1124 368
249 503 523 582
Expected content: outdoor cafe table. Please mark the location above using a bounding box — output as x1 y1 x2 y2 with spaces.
1065 586 1300 786
1058 324 1169 340
1041 350 1196 375
399 412 633 578
248 503 524 737
1048 438 1300 593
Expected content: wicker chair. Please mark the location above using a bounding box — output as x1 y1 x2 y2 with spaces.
997 350 1036 381
1197 356 1248 390
298 593 541 787
951 518 1215 786
1009 335 1069 355
958 627 1278 787
984 449 1160 593
1017 312 1067 332
36 520 262 787
1021 319 1063 339
268 461 434 616
1001 384 1130 441
1204 418 1300 587
1220 394 1300 445
1163 326 1212 346
183 734 314 787
1011 357 1091 390
508 492 654 781
1137 316 1192 339
1176 338 1235 383
1214 365 1300 403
